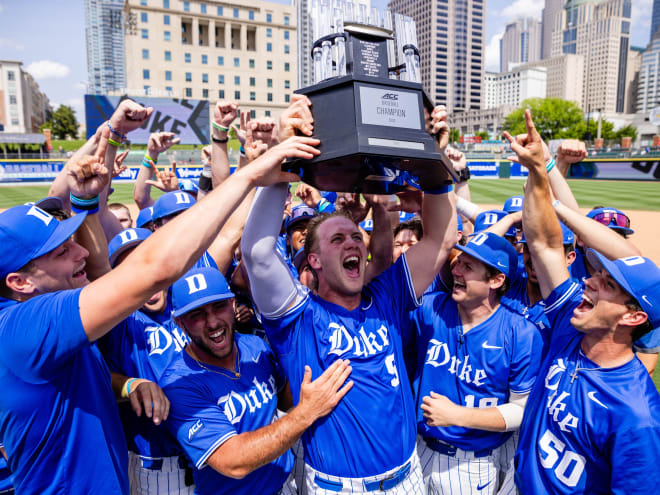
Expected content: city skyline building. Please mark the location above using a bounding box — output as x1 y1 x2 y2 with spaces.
541 0 565 59
388 0 485 113
552 0 631 114
500 17 542 73
636 31 660 113
0 60 51 133
652 0 660 42
483 66 546 109
519 53 584 104
122 0 296 119
85 0 127 94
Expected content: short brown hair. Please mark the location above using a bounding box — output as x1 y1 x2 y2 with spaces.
303 210 355 260
483 264 510 299
627 298 654 342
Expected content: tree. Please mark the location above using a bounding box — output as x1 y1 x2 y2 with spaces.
449 128 460 144
615 124 638 141
573 119 616 141
503 98 584 141
475 130 490 141
40 105 78 139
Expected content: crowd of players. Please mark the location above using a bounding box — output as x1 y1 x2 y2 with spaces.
0 96 659 495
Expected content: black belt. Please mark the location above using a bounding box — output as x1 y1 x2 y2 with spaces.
424 437 492 458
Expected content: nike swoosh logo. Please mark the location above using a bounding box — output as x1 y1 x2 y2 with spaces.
482 341 503 350
251 353 260 363
642 295 653 307
587 391 608 409
496 261 506 268
477 480 492 490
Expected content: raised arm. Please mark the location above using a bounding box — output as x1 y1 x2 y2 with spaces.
504 110 568 298
78 134 313 342
363 195 393 283
404 105 458 298
133 132 181 209
546 139 585 212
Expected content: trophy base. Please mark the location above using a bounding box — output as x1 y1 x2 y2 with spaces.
283 74 458 194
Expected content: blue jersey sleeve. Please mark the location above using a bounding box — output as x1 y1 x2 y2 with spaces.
163 379 238 470
366 253 422 332
609 425 660 493
542 278 583 343
507 317 544 394
0 290 88 381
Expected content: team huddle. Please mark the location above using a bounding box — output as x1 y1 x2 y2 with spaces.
0 96 659 495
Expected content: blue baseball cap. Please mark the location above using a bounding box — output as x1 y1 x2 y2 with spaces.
108 228 152 267
519 222 575 246
587 207 634 236
360 219 374 232
586 250 660 327
321 191 337 204
399 211 416 223
0 204 87 279
473 209 516 238
285 204 317 232
455 232 518 279
503 196 524 213
152 191 196 222
171 267 235 317
25 196 65 212
136 206 154 228
178 179 199 194
292 247 307 272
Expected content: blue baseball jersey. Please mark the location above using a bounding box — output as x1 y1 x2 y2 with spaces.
99 311 190 458
515 279 660 494
0 291 128 494
568 248 589 282
160 333 292 495
634 326 660 352
262 255 420 478
410 292 543 451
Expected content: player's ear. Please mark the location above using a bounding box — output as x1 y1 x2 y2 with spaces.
565 250 577 266
5 272 38 298
489 272 506 290
619 309 648 328
308 253 321 270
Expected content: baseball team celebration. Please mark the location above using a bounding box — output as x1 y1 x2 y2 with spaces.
1 1 660 494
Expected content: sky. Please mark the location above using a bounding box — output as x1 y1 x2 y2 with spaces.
0 0 653 122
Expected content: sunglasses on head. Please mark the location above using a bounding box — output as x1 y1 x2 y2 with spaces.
592 211 630 229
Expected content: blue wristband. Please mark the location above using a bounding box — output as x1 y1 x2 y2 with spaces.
425 184 454 195
106 122 126 141
546 157 556 173
70 192 100 214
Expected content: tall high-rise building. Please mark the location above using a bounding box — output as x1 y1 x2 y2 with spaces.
85 0 126 94
652 0 660 42
500 17 542 72
123 0 296 118
541 0 565 59
637 32 660 113
388 0 485 113
552 0 631 113
483 66 546 109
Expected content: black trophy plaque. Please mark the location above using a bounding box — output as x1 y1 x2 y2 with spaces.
283 22 458 194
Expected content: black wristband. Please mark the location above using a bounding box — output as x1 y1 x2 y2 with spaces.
458 167 471 182
211 136 229 144
198 174 213 192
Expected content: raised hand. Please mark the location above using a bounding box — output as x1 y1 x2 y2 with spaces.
388 189 423 215
230 109 250 146
128 379 170 426
244 124 268 163
112 149 130 178
109 99 153 137
295 359 353 425
430 105 450 151
336 193 370 223
295 182 322 209
66 126 110 199
502 109 545 172
446 147 467 172
249 118 279 149
145 162 179 192
245 136 320 187
557 139 587 165
147 131 181 157
279 94 314 142
214 100 239 131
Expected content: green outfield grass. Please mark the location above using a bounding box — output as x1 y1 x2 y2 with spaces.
3 178 660 211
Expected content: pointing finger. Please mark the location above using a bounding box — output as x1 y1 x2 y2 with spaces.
524 109 541 142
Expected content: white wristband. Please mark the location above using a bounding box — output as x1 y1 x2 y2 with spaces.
456 197 480 220
552 200 561 209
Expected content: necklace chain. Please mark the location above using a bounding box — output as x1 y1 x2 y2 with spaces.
187 345 241 379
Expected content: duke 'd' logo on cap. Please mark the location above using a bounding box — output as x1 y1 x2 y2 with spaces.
118 229 138 245
26 205 53 226
185 273 208 294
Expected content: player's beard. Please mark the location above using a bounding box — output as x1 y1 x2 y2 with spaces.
191 325 235 363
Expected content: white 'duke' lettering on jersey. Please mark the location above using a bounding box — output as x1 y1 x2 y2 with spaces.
544 359 578 433
327 323 390 358
217 375 277 425
146 326 188 355
424 339 487 386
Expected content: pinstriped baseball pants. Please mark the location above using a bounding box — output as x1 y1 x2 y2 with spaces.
417 438 498 495
302 450 424 494
128 451 195 495
494 432 518 495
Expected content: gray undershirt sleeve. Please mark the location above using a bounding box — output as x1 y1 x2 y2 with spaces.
240 184 303 318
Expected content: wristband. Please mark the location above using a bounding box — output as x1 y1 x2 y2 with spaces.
456 196 480 219
144 154 157 164
198 174 213 192
70 192 100 214
107 122 127 141
121 377 138 399
424 184 454 195
212 121 229 132
108 137 122 148
546 157 556 173
212 135 229 144
239 146 246 158
142 159 153 169
552 199 561 208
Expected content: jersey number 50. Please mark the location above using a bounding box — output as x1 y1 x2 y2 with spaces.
538 429 585 487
